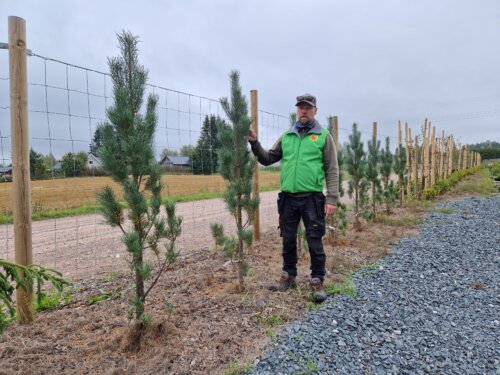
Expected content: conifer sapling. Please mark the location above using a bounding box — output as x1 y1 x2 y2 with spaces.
96 31 181 323
210 71 259 291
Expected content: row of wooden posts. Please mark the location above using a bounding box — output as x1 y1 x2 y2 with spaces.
402 118 481 199
250 94 483 236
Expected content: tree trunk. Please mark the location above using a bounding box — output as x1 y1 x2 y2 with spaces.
355 180 360 231
371 183 376 218
237 204 244 291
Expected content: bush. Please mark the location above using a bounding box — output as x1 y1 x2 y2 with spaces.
488 162 500 178
423 187 438 200
424 166 482 200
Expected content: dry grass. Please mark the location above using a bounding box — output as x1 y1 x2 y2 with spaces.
0 172 280 214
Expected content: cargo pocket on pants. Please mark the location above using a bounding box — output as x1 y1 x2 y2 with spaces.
309 193 326 238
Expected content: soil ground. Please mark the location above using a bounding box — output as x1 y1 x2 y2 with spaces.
1 171 493 375
0 205 421 375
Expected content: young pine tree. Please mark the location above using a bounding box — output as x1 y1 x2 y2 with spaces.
393 142 407 206
366 131 381 219
328 145 348 239
211 71 259 291
326 129 348 243
379 137 397 214
345 123 368 231
96 31 181 322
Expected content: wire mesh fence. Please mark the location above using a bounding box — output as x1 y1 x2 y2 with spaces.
1 45 484 281
0 50 291 279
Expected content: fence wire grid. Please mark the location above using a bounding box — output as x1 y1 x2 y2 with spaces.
0 51 292 279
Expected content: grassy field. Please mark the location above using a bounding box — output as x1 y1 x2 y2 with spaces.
0 172 280 222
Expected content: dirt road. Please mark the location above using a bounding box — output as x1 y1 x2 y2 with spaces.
0 191 281 279
0 187 358 280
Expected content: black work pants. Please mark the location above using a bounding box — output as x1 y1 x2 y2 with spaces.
277 192 326 280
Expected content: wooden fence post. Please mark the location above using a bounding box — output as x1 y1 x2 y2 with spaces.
413 135 419 198
440 131 445 180
458 144 463 171
9 16 34 323
405 123 411 196
448 135 454 176
397 121 404 204
421 119 428 191
250 90 260 241
332 116 339 151
430 126 436 187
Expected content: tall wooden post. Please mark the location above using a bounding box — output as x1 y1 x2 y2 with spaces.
9 16 34 323
436 136 441 181
440 131 445 180
458 144 463 171
405 124 411 196
413 135 419 197
250 90 260 241
333 116 339 151
447 136 453 176
462 145 469 169
430 126 436 186
397 120 404 203
420 119 427 190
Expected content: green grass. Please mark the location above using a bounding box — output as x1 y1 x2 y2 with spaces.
376 213 423 227
87 285 124 304
403 198 436 212
359 260 380 272
451 168 497 196
35 287 74 312
0 182 281 224
305 301 322 311
101 271 121 282
222 361 253 375
0 204 98 224
262 314 285 326
265 327 278 342
287 352 319 374
325 278 357 298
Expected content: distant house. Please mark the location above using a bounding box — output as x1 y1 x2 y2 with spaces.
87 153 102 171
0 166 12 175
51 161 62 173
159 156 191 173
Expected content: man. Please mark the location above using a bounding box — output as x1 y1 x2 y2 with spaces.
247 93 339 303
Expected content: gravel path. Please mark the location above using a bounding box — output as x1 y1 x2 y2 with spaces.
251 195 500 375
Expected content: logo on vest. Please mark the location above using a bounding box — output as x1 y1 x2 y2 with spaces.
309 135 319 142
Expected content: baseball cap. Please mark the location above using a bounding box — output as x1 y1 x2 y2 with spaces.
295 93 316 107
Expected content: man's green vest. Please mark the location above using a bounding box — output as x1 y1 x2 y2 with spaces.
280 127 329 192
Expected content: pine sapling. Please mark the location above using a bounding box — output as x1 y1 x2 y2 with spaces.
96 31 182 323
380 137 397 214
327 141 348 243
212 71 259 291
393 142 407 206
345 123 368 230
366 132 381 219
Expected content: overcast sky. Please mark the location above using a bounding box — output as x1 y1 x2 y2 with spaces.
0 0 499 161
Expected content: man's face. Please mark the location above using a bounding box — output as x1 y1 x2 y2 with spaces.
296 103 317 124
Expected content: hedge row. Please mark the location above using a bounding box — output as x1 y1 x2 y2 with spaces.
423 166 483 200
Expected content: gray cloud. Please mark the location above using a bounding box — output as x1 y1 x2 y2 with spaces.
0 0 498 162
